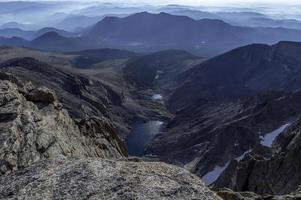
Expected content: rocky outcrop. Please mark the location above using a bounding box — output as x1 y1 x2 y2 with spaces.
0 73 222 200
0 74 126 174
147 90 301 180
0 157 221 200
0 57 170 138
0 57 112 119
213 119 301 196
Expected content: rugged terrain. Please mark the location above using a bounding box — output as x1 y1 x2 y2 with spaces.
169 41 301 111
148 91 301 178
213 118 301 196
0 73 221 200
0 72 126 174
0 55 170 138
3 42 301 199
2 2 301 199
147 42 301 194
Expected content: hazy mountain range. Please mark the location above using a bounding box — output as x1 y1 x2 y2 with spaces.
1 12 301 57
1 1 301 31
2 1 301 199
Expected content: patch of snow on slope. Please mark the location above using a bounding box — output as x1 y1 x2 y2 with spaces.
202 162 229 186
260 123 290 147
152 94 163 101
235 149 252 161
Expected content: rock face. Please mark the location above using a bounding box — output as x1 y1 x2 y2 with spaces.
0 57 137 137
0 57 113 120
169 41 301 111
0 158 221 200
0 74 126 174
213 118 301 196
146 42 301 186
147 90 301 180
0 73 221 200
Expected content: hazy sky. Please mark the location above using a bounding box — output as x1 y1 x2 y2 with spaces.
0 0 300 6
119 0 301 6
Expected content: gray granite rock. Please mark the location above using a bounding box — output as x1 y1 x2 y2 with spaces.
0 77 126 175
0 158 222 200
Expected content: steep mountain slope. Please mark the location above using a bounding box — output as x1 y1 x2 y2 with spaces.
214 118 301 196
148 91 301 180
0 73 221 200
146 42 301 188
169 41 301 111
123 50 201 88
87 12 301 56
0 56 171 138
0 57 113 119
0 73 126 175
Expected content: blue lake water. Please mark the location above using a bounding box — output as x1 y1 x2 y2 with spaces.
126 120 163 156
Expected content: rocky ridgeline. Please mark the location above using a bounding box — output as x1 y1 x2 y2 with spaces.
148 90 301 179
0 73 126 174
212 119 301 199
0 73 220 200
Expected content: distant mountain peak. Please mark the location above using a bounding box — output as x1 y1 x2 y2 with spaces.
35 31 62 39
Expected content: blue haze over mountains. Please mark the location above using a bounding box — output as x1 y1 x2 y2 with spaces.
0 1 301 57
3 1 301 198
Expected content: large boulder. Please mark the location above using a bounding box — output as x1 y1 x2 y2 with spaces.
0 157 221 200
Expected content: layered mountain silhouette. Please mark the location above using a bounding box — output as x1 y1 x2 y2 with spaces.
0 27 76 40
0 36 28 47
86 12 301 56
1 12 301 56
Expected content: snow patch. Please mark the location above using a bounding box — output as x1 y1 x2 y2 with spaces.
152 94 163 101
235 149 252 161
202 162 229 186
260 123 290 147
155 70 163 80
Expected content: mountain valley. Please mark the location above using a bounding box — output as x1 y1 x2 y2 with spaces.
1 2 301 199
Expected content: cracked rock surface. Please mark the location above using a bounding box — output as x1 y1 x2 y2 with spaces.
0 75 126 175
0 158 221 200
